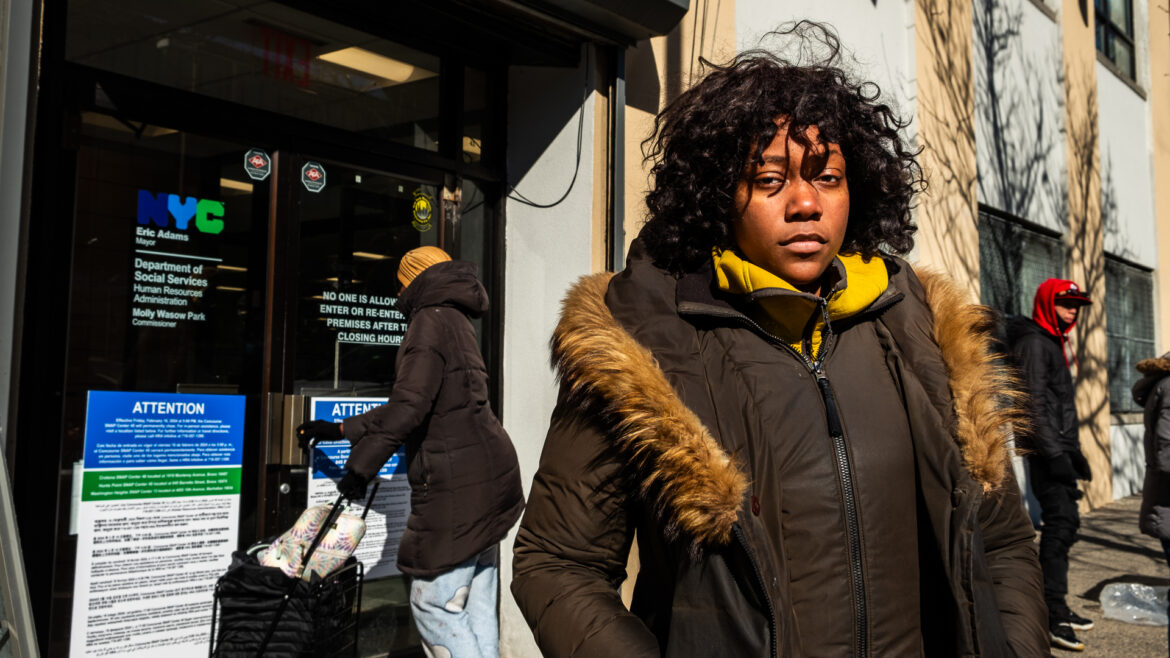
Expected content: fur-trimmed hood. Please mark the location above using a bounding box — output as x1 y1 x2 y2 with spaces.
1134 352 1170 407
551 266 1023 551
1137 354 1170 376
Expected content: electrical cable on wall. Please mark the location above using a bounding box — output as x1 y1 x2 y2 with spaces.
506 49 590 209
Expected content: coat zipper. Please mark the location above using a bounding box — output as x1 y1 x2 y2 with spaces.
808 301 868 657
686 298 868 656
812 301 869 656
814 364 867 657
734 524 778 658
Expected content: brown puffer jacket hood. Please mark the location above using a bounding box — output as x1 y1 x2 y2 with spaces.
1134 352 1170 407
396 259 489 320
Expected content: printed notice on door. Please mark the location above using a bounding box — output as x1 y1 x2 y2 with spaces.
70 391 244 658
316 290 407 346
308 397 410 578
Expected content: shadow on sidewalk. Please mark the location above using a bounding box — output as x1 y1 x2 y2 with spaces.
1076 532 1167 562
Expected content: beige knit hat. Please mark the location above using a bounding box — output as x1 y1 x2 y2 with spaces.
397 246 451 288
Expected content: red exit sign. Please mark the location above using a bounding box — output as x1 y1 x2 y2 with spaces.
260 27 312 88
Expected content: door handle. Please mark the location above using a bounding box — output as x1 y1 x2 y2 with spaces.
266 393 307 466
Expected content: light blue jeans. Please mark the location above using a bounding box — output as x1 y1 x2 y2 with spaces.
410 545 499 658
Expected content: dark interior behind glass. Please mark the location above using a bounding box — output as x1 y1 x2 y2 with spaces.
66 0 443 151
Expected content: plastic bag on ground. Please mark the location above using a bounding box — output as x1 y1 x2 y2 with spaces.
1100 583 1169 626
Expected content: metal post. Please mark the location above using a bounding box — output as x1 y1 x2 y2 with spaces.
0 446 39 658
610 47 627 272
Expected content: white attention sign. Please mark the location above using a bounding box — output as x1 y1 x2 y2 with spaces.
70 391 244 658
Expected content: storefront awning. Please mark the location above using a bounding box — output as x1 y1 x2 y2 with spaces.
514 0 691 42
276 0 690 65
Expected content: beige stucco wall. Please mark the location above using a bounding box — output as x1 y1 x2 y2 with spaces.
1061 0 1112 507
1152 5 1170 352
622 0 737 253
912 0 979 298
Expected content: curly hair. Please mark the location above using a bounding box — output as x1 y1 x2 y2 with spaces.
640 21 924 274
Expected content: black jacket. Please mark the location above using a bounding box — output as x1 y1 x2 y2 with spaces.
512 247 1046 657
344 260 524 577
1007 316 1080 459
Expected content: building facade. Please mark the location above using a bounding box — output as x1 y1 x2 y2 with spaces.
0 0 1166 657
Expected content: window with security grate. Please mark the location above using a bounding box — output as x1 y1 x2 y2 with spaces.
1105 256 1155 414
978 211 1066 317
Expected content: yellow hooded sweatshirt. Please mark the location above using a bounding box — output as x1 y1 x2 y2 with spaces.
712 249 889 361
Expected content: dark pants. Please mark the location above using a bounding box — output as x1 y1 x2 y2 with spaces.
1028 456 1081 618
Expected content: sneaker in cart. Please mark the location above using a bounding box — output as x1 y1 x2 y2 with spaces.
1060 609 1094 631
1049 622 1085 652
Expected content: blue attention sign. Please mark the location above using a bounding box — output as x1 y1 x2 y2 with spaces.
310 397 405 480
83 391 245 469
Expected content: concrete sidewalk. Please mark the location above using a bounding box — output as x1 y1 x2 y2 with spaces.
1061 495 1168 656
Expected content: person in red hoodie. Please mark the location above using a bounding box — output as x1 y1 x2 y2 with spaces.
1007 278 1094 651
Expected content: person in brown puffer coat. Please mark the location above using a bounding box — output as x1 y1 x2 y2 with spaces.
510 23 1046 658
1135 353 1170 548
298 246 524 658
1134 352 1170 653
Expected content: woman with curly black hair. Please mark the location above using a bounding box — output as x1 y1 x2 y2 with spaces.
512 23 1047 657
641 34 920 275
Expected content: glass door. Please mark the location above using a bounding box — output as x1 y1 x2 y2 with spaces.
269 153 444 657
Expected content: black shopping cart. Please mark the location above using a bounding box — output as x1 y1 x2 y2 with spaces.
209 482 379 658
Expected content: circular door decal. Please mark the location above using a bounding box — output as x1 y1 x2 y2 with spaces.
411 189 434 232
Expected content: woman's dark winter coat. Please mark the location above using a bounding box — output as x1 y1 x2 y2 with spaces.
344 260 524 577
511 245 1047 657
1134 353 1170 540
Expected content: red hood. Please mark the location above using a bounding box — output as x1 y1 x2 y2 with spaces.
1032 278 1080 337
1032 277 1090 368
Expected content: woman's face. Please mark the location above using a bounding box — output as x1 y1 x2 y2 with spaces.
732 121 849 295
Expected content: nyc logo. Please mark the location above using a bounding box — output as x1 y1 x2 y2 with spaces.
137 190 225 234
